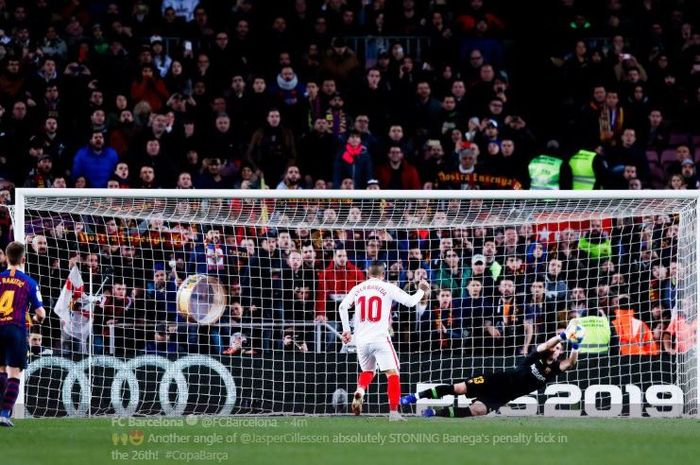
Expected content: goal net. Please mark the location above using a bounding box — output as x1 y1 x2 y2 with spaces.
10 189 699 417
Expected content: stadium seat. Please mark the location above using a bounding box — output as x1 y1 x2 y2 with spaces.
660 149 678 165
648 164 665 188
646 150 659 165
669 132 689 146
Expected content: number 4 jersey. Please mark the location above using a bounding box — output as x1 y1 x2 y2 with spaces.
0 268 44 329
339 278 424 345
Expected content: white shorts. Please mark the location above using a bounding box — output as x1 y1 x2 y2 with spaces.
356 338 400 373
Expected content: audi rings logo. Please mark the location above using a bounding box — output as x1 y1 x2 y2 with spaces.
26 355 237 417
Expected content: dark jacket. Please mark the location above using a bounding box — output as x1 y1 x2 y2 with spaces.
333 143 373 188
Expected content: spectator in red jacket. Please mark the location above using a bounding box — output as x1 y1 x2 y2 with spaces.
131 64 170 113
315 248 365 350
376 145 422 189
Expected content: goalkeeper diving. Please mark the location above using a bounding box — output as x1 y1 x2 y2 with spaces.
401 322 583 417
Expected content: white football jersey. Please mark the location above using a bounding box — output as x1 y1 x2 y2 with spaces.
339 278 424 344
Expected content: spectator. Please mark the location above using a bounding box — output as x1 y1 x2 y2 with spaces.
281 250 316 344
668 173 686 190
298 118 337 188
135 165 158 189
95 281 134 355
603 128 649 187
164 60 192 97
662 307 697 354
149 36 172 78
333 129 373 189
206 113 245 167
190 228 232 282
467 253 498 298
643 109 671 153
324 91 351 138
434 146 478 190
131 64 169 113
544 258 569 318
432 287 458 349
320 37 360 87
434 249 469 298
71 132 118 188
246 109 296 186
195 157 231 189
241 231 284 350
315 248 365 350
597 89 626 145
376 145 421 189
664 145 693 179
282 326 309 353
353 68 389 135
39 25 68 61
0 59 25 102
145 264 179 324
413 81 442 138
269 66 306 130
612 297 659 356
276 164 303 190
578 219 612 259
680 159 699 189
24 154 55 188
396 267 432 352
139 138 176 187
523 280 547 355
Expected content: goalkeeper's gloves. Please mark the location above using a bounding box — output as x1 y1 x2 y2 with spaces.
560 320 580 341
559 333 579 350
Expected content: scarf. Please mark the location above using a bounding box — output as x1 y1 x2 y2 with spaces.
326 109 348 136
277 73 298 91
434 304 453 348
341 143 363 164
205 241 225 270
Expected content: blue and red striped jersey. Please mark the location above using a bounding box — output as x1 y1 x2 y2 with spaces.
0 268 44 328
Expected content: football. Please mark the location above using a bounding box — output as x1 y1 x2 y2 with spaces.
569 323 586 344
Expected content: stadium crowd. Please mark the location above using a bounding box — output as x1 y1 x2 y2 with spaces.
0 1 696 358
0 0 697 195
20 206 694 358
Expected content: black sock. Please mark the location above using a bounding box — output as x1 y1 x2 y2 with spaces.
418 384 455 399
435 406 472 418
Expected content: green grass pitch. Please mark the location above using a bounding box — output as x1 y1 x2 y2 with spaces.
4 416 699 465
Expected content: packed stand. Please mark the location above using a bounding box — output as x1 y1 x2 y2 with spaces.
0 1 697 196
21 203 693 358
0 1 696 358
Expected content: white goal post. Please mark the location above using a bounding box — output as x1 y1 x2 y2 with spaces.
9 188 700 418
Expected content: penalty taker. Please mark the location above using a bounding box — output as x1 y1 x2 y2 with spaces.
339 261 431 421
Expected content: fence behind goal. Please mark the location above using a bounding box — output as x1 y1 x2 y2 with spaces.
10 189 700 417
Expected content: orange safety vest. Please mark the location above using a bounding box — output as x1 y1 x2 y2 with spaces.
612 309 659 355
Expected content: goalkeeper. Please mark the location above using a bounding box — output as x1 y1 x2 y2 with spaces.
401 323 582 417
